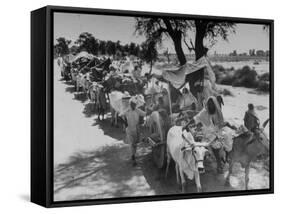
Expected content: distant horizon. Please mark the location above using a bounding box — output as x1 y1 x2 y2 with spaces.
54 12 270 55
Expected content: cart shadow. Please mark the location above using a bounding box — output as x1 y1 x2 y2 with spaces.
73 92 88 103
137 146 236 195
65 86 76 94
63 80 76 93
82 103 110 118
82 102 97 118
62 81 88 103
91 117 124 141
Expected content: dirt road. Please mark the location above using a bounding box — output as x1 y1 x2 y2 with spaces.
53 61 269 201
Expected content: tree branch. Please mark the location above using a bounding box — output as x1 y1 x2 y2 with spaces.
162 18 175 36
183 37 194 52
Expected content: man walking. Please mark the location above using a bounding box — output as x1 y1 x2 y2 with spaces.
122 97 146 166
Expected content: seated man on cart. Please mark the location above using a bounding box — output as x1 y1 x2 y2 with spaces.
183 96 237 173
178 87 199 111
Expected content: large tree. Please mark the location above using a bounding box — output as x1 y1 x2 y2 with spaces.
135 18 190 65
106 40 116 56
135 18 235 63
191 20 236 60
54 37 71 56
75 32 99 55
140 40 158 74
186 20 236 96
98 40 106 55
135 18 235 96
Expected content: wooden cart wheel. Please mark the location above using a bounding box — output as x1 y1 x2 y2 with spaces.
152 143 166 169
145 117 167 169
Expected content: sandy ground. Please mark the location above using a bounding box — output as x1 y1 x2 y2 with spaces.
54 60 270 202
219 84 270 137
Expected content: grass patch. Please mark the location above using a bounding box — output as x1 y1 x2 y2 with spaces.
259 72 269 81
257 81 269 92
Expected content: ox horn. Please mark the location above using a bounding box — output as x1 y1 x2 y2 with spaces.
263 118 270 128
181 133 195 147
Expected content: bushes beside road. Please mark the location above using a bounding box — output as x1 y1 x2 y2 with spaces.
213 64 269 92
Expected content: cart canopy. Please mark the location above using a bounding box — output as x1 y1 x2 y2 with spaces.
162 57 216 89
71 51 94 62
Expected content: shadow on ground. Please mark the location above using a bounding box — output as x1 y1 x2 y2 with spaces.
62 80 89 103
19 194 30 202
92 117 124 141
82 103 97 118
54 136 239 201
65 86 76 94
54 142 155 201
73 92 88 103
54 77 269 201
138 150 236 195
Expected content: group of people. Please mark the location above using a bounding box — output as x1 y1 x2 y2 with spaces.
122 81 262 168
59 53 263 169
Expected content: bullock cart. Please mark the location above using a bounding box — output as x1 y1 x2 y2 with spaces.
145 109 199 169
144 57 212 169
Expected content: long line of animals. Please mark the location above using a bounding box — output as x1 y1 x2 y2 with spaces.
57 51 269 193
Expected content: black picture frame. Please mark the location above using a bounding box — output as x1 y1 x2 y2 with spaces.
31 5 274 208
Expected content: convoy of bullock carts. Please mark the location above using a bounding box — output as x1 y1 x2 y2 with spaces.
57 51 269 193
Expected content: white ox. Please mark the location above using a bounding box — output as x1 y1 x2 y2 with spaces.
108 91 145 127
166 126 210 192
75 72 92 92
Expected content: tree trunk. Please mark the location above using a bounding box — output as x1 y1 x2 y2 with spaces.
195 25 208 60
162 19 186 66
188 21 207 98
172 33 186 66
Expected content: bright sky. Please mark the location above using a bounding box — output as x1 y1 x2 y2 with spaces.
54 12 269 55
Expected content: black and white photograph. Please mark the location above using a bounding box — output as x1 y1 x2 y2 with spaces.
53 11 271 202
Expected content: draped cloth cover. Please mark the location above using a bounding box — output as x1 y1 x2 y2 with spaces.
162 56 216 89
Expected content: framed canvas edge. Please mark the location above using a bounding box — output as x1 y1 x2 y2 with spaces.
40 5 274 208
31 7 48 207
46 5 274 23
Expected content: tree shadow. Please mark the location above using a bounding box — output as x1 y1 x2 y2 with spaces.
54 143 155 201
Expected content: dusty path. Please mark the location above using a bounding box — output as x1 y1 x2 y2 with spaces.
53 61 269 201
